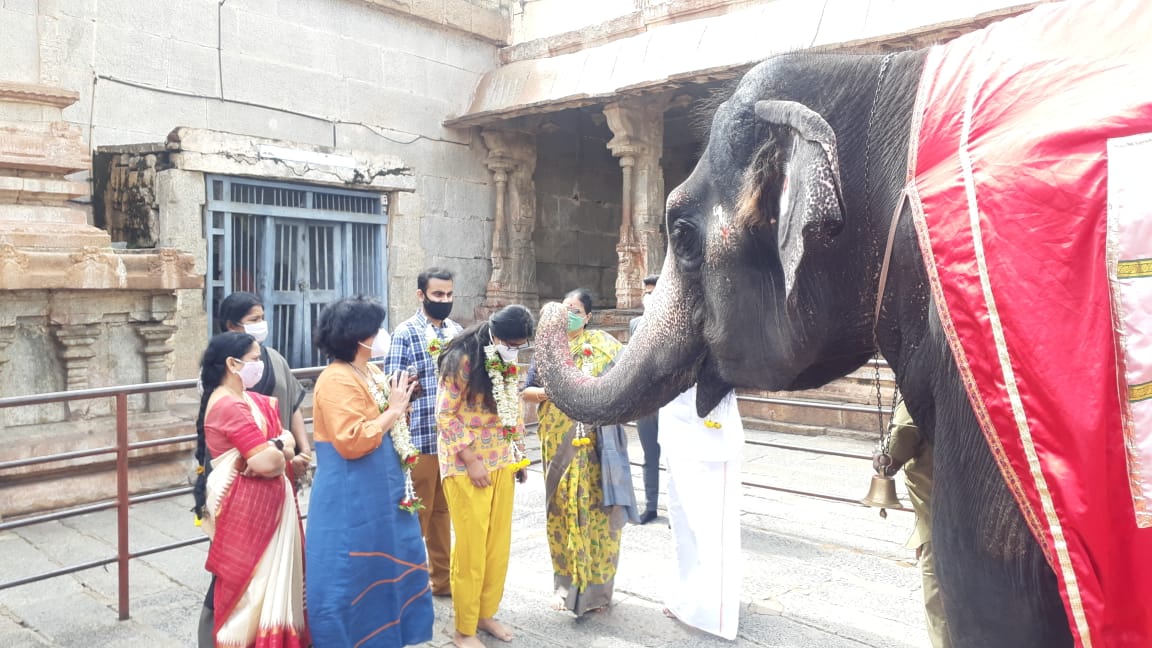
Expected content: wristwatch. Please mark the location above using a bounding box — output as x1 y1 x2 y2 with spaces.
271 438 285 451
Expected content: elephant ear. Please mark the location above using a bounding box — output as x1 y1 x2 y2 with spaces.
753 100 846 303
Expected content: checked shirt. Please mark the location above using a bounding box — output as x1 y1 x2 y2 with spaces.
383 309 463 455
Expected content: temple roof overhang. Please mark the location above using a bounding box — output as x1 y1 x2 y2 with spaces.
445 0 1046 128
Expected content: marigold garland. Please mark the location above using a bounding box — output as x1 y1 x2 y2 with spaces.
362 365 424 513
483 345 531 470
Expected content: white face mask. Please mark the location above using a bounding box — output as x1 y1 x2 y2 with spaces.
243 321 268 344
641 294 651 311
495 344 519 364
489 329 522 364
359 328 391 358
234 359 265 389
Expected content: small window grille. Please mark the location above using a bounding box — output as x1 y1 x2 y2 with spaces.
205 176 389 367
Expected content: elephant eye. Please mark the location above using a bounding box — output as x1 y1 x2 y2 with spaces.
670 218 703 272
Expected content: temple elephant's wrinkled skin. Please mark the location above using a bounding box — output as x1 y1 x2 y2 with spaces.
535 52 1072 647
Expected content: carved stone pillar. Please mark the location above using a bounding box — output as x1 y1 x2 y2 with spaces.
52 323 100 418
135 323 177 411
480 129 539 315
53 324 100 391
604 99 666 309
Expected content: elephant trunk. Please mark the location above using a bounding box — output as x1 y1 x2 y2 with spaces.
535 264 704 425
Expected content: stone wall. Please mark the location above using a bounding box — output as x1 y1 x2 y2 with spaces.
533 108 623 304
19 0 505 359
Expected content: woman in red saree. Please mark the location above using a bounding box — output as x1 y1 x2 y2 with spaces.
193 332 309 648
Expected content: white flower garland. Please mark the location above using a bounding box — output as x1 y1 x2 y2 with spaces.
361 365 423 513
483 345 531 470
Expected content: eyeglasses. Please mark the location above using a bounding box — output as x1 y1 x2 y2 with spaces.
503 341 532 351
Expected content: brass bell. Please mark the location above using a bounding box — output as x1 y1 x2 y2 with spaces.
860 474 902 518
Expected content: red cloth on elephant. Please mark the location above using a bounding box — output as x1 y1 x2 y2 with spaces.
908 0 1152 645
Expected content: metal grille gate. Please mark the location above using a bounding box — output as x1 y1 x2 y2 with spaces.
205 176 389 367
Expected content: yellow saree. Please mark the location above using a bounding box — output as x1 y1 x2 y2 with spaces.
537 328 623 615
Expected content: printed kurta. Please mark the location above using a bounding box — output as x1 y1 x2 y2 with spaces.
537 328 624 615
436 356 523 478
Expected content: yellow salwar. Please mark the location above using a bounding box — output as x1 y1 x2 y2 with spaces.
443 468 516 636
437 359 523 637
537 328 623 615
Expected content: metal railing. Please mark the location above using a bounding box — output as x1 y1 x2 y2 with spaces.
0 367 319 619
0 373 905 620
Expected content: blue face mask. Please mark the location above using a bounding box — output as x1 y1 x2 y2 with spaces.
567 312 586 333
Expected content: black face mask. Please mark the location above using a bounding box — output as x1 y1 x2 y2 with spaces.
424 297 453 321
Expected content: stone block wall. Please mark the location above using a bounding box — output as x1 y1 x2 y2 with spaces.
18 0 508 338
533 107 623 305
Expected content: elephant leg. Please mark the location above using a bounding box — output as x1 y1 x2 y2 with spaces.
930 373 1072 648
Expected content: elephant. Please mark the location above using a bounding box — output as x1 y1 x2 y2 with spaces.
532 3 1152 646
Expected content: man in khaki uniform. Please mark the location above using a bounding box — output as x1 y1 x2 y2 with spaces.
881 401 951 648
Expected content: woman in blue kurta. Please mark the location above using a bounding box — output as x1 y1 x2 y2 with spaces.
306 296 433 647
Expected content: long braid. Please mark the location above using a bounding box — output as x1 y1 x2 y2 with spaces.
192 385 213 521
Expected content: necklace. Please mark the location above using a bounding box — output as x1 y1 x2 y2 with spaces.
482 346 531 470
348 362 423 513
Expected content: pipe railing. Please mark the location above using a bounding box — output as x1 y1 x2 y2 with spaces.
0 370 906 618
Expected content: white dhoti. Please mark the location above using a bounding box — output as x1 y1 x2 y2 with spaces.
659 387 744 640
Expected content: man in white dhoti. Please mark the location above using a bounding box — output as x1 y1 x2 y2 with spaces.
659 385 744 640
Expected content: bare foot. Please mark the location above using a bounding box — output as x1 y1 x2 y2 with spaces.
453 631 486 648
477 617 514 642
549 594 568 612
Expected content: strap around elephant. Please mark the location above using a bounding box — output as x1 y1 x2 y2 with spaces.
873 188 908 347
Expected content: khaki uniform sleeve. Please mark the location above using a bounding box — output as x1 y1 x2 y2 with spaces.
886 401 923 466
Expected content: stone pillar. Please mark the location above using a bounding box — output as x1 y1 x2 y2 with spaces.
604 98 666 309
53 324 100 392
480 129 539 315
135 323 177 411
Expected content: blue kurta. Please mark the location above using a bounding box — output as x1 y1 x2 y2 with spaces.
305 441 434 647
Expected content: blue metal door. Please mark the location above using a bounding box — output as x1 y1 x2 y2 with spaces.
205 176 388 367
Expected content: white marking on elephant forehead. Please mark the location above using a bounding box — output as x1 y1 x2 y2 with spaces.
713 204 727 226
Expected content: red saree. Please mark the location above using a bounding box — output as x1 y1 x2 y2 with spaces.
203 393 309 648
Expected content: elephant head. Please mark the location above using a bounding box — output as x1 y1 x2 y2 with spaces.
536 53 923 421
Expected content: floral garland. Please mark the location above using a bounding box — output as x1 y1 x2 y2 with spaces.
362 365 423 513
483 346 532 471
571 341 596 448
424 324 452 368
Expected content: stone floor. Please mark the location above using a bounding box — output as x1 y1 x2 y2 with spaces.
0 427 928 647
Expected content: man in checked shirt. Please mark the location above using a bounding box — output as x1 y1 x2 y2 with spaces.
384 267 463 597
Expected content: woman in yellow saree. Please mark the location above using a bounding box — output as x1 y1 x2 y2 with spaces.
522 289 639 616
